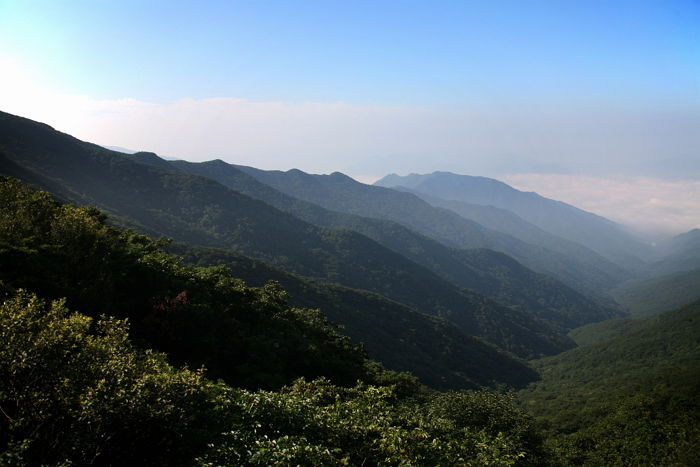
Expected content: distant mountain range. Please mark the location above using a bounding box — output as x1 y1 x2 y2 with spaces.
233 164 631 295
1 109 697 390
0 110 571 388
160 157 617 331
647 228 700 276
375 171 652 271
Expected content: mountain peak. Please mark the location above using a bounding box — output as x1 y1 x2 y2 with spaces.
329 171 353 181
127 151 176 171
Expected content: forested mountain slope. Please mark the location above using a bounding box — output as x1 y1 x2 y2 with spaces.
646 228 700 277
375 171 651 271
0 175 538 389
0 176 371 389
523 299 700 421
163 157 618 331
0 177 550 466
169 243 537 389
519 299 700 465
610 267 700 317
0 110 571 361
234 164 631 294
391 185 629 289
1 294 550 466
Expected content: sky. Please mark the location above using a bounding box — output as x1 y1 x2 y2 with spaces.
0 0 698 237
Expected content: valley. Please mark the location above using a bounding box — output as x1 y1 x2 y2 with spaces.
1 110 698 465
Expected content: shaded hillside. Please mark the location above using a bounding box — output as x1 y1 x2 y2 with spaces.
610 267 700 317
376 171 651 271
519 300 700 465
0 176 371 390
567 317 651 347
1 291 549 466
520 299 700 434
646 228 700 276
393 185 629 292
169 243 538 389
234 164 632 295
0 177 549 466
0 110 571 360
165 157 619 331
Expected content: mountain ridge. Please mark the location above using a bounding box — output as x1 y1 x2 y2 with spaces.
233 164 632 295
375 171 652 271
0 109 573 365
161 156 619 331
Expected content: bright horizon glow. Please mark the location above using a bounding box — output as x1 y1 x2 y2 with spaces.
0 1 698 237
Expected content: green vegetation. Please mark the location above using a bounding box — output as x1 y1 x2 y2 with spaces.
0 177 549 465
168 158 619 331
171 243 538 390
0 291 231 466
236 164 634 294
0 291 550 466
519 300 700 465
0 109 575 362
2 110 698 465
0 170 541 390
567 317 650 347
611 268 700 317
198 380 548 466
0 176 371 389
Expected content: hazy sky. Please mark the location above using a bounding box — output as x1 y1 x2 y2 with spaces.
1 0 698 236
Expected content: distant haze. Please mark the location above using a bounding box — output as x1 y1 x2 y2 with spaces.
502 174 700 240
2 85 697 237
1 0 698 237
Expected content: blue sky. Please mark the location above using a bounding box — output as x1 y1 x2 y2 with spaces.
0 0 699 234
2 0 698 105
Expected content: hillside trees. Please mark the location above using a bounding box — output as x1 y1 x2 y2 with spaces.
0 291 232 466
0 175 371 389
0 291 548 465
518 300 700 465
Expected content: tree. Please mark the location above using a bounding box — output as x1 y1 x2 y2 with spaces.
0 291 230 466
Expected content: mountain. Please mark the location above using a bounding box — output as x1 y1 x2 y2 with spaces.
522 298 700 420
231 164 631 295
0 110 570 366
375 171 651 271
168 243 538 389
0 171 536 389
518 299 700 465
162 157 619 331
102 145 139 154
646 228 700 276
610 267 700 317
0 175 372 390
390 185 629 291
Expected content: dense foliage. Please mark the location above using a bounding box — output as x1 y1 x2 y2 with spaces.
0 291 551 466
0 174 538 390
519 300 700 465
0 176 371 389
168 158 618 331
611 268 700 317
171 243 538 390
0 109 576 363
0 292 231 466
2 110 699 465
0 175 550 465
